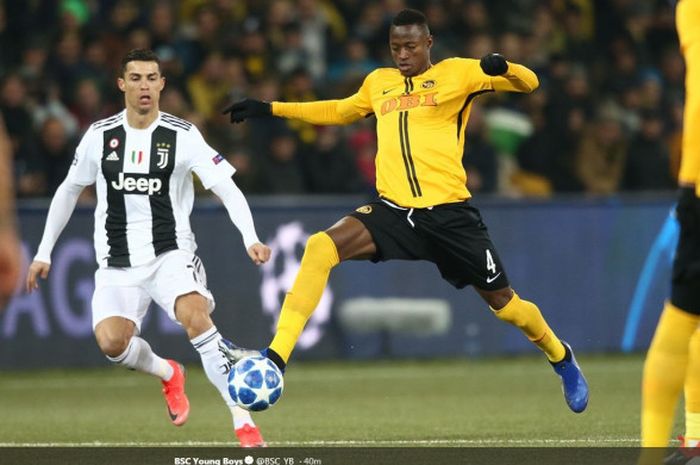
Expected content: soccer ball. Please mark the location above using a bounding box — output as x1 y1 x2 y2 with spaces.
228 356 284 411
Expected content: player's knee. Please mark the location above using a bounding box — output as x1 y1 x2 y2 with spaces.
95 330 131 358
179 308 212 336
304 232 338 267
175 293 212 335
481 287 514 311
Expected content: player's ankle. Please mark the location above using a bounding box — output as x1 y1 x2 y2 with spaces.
265 348 286 372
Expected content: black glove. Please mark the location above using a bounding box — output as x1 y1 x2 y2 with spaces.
480 53 508 76
222 98 272 123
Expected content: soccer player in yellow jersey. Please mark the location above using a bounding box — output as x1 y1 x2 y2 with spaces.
640 0 700 458
224 8 588 413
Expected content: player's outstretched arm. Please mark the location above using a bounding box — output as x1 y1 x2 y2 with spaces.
209 178 271 265
223 98 365 126
27 179 86 292
480 53 539 93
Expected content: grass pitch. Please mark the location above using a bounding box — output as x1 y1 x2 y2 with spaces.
0 354 667 447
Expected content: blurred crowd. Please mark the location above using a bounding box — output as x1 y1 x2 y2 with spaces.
0 0 684 199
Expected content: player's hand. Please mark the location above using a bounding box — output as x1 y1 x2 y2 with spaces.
0 228 21 308
26 260 50 294
480 53 508 76
247 243 271 265
222 99 272 123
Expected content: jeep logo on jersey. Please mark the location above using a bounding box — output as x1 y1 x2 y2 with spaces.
111 172 163 195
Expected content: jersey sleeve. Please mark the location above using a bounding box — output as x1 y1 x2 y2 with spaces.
65 126 99 186
271 73 374 124
457 58 539 94
185 126 235 189
454 59 494 93
490 62 539 93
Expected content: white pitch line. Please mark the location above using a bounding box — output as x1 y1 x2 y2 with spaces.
0 438 641 447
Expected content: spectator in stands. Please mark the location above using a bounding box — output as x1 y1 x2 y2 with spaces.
576 107 628 195
303 126 363 194
187 51 230 119
327 37 381 90
70 78 114 133
623 109 675 191
0 72 34 181
227 147 264 194
257 122 306 194
0 0 685 198
462 104 498 194
347 120 377 193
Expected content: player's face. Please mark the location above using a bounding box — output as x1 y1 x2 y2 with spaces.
389 24 433 77
117 61 165 115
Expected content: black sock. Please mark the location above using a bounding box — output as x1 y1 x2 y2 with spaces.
266 348 286 372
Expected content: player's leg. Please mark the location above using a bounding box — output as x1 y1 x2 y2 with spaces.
477 285 588 413
94 316 174 379
675 0 700 450
152 250 264 447
266 215 375 369
684 330 700 449
641 302 698 447
92 281 181 424
413 201 567 361
413 201 587 412
641 198 700 445
174 292 264 447
667 193 700 451
477 287 566 362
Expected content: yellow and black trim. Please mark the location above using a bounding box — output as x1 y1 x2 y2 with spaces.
456 89 494 138
398 77 422 197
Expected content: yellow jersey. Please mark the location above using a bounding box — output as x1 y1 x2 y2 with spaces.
272 58 538 208
677 0 700 192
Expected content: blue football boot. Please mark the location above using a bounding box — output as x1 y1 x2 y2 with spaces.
551 341 589 413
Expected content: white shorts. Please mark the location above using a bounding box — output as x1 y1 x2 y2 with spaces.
91 249 215 332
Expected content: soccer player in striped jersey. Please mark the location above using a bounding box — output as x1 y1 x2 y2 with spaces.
25 49 271 447
641 0 700 459
224 9 589 414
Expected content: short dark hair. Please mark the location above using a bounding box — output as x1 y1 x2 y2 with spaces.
121 49 161 76
392 8 429 32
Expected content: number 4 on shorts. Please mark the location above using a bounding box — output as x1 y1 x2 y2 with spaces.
486 249 497 274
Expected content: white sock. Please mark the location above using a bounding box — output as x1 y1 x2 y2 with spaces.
191 326 237 406
191 326 257 429
106 336 173 380
231 405 255 430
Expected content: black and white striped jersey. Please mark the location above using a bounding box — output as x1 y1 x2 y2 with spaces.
67 110 235 268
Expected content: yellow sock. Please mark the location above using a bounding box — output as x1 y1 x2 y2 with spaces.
686 330 700 442
642 302 699 447
492 292 565 362
269 232 339 363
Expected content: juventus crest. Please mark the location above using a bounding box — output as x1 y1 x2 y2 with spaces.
156 142 171 169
